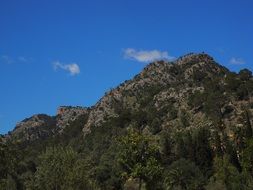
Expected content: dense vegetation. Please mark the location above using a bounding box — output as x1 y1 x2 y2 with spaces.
1 61 253 189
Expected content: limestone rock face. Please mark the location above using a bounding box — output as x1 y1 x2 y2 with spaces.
6 106 89 143
8 114 56 142
83 53 229 133
56 106 89 130
5 53 253 146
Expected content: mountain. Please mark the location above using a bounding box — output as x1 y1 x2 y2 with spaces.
83 53 230 133
5 106 89 143
1 53 253 190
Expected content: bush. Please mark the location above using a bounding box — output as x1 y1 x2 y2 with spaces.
164 159 205 190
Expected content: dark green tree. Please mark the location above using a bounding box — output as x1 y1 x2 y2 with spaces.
164 159 205 190
207 155 253 190
28 146 93 190
118 130 163 190
192 127 213 172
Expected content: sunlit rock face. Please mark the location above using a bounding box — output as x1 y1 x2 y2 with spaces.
56 106 89 130
7 114 56 142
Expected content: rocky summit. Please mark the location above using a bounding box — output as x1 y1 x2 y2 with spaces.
5 106 89 143
5 53 253 144
1 53 253 190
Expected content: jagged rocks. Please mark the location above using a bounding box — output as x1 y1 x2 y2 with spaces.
7 114 56 142
56 106 89 130
7 106 89 143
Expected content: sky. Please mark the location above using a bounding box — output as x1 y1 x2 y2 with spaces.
0 0 253 134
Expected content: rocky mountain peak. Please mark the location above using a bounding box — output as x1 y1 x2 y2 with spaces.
2 52 253 190
14 114 54 131
5 106 89 143
176 53 215 66
138 53 226 81
7 114 56 142
83 53 232 134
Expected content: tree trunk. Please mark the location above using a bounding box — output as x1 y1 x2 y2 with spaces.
139 178 142 190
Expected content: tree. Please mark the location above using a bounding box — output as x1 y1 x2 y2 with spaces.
174 131 193 160
0 139 20 189
244 110 253 139
242 139 253 177
211 131 223 157
28 146 93 190
222 133 241 171
118 130 163 190
207 155 252 190
93 145 123 190
164 159 205 190
192 127 213 172
160 130 174 165
239 69 252 81
0 139 8 182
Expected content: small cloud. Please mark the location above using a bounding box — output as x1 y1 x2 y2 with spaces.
1 55 33 64
123 48 175 63
18 56 32 63
18 56 34 63
53 61 80 76
1 55 14 64
230 57 245 65
18 56 27 62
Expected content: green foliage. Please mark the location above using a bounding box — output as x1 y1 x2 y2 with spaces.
241 139 253 176
164 159 205 190
188 78 227 125
1 63 253 190
192 69 206 82
225 72 241 92
224 69 253 100
174 127 213 172
207 155 253 190
0 139 9 180
0 139 22 189
211 131 223 157
204 91 225 124
28 146 94 190
188 90 205 110
192 127 213 171
149 118 162 135
118 130 163 190
239 69 252 81
139 85 163 108
179 109 190 128
93 145 123 189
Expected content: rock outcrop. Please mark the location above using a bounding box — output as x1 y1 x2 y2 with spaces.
7 106 88 143
5 53 253 146
7 114 56 142
83 53 230 133
56 106 89 130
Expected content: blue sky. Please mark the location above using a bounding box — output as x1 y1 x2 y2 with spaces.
0 0 253 134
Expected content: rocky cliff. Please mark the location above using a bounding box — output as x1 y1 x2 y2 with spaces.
5 53 253 146
82 53 251 139
6 106 89 143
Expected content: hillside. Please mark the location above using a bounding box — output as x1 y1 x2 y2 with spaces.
1 53 253 190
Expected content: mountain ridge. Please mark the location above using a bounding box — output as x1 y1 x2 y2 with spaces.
3 53 252 144
1 52 253 190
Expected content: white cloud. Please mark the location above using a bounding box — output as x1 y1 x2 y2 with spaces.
230 57 245 65
18 56 28 62
53 61 80 76
1 55 33 64
124 48 175 63
1 55 14 64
